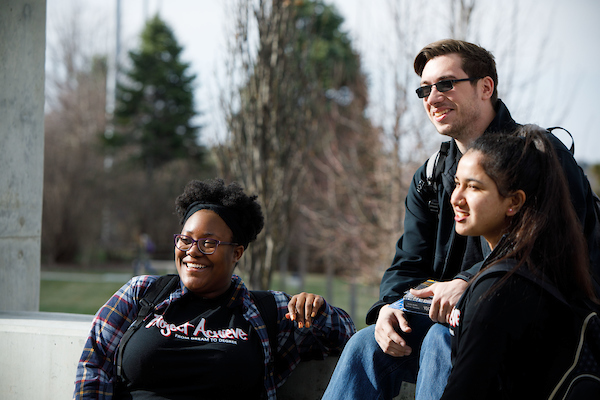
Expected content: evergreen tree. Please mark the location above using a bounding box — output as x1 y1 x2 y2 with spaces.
111 14 202 180
294 1 359 90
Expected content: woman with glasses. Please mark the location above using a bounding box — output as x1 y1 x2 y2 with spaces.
74 178 356 400
438 126 598 399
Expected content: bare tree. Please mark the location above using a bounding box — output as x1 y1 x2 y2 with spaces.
43 8 109 263
217 0 386 295
217 0 315 289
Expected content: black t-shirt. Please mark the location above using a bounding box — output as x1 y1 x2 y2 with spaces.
119 284 265 399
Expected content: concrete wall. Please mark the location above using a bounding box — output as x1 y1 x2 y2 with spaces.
0 0 47 311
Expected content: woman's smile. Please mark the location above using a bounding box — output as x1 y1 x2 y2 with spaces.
453 210 468 223
184 262 210 271
175 210 243 298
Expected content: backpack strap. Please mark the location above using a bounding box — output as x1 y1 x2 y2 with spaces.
547 126 575 155
433 141 450 183
115 274 180 384
418 141 450 213
425 150 439 183
476 261 570 306
249 289 295 382
249 290 278 354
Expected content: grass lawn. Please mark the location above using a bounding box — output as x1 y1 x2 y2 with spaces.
40 268 379 330
40 280 127 315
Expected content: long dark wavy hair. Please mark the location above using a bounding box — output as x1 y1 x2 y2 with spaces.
468 125 596 301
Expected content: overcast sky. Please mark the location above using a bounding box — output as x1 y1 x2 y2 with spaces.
46 0 600 163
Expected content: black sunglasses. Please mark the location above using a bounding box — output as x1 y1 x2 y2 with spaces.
416 77 482 99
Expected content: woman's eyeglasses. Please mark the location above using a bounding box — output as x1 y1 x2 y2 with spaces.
173 234 238 255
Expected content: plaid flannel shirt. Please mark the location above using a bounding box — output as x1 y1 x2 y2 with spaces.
73 274 356 400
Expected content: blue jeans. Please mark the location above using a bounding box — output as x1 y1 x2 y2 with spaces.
415 323 452 400
322 314 433 400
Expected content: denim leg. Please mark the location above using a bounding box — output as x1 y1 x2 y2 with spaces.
415 323 452 400
322 315 433 400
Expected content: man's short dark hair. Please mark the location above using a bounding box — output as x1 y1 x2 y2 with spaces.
414 39 498 105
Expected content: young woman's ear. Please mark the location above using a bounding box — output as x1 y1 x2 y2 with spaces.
233 245 245 263
507 190 526 217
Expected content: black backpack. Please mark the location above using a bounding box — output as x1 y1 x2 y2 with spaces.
113 275 279 389
474 262 600 400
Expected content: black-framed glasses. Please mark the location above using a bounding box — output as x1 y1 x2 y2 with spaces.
173 234 238 255
416 77 482 99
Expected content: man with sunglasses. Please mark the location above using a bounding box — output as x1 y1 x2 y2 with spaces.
322 39 599 400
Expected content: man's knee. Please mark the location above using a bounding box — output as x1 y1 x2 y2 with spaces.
419 323 451 368
422 323 451 349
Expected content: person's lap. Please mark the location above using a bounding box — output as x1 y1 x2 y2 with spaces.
322 313 433 400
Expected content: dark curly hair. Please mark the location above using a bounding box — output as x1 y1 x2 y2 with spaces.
175 179 264 248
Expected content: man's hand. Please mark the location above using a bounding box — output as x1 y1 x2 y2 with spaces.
374 305 413 357
410 279 468 323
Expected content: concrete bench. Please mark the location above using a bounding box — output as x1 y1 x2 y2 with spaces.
0 311 92 399
0 311 414 399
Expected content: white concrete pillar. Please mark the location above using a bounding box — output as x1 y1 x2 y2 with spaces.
0 0 47 311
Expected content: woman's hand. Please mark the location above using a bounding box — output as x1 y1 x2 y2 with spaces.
410 279 468 323
286 292 325 328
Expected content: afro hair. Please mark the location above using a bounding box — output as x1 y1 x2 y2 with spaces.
175 178 264 246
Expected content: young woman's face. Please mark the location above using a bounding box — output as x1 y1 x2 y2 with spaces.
175 209 244 298
451 150 514 249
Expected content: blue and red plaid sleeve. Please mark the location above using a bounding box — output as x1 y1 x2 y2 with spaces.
73 275 158 399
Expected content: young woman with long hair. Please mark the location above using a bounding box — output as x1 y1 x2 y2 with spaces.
440 125 597 399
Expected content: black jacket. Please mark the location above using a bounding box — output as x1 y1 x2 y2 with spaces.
366 100 599 324
441 259 580 400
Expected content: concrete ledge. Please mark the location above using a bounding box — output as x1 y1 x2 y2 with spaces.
0 311 415 399
0 311 341 399
0 311 93 400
